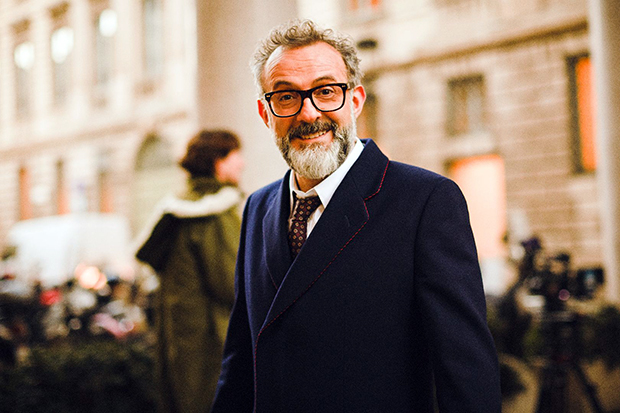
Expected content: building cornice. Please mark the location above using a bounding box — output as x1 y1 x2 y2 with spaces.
364 15 588 77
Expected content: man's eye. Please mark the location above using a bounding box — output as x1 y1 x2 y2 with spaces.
276 92 297 103
314 87 340 101
316 87 335 97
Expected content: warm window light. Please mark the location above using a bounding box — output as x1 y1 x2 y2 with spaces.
98 9 118 37
51 27 74 64
14 41 35 70
575 57 596 171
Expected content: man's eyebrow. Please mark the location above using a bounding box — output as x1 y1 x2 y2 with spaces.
312 75 339 85
270 76 341 91
271 81 296 90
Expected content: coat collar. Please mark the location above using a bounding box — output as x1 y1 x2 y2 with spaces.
132 185 242 260
260 139 389 330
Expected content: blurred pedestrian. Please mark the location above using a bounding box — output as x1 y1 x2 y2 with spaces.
134 129 244 413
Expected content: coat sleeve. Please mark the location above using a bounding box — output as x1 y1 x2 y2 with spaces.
134 213 179 271
195 208 240 308
210 200 255 413
414 178 502 412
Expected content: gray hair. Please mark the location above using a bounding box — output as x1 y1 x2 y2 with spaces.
250 19 363 95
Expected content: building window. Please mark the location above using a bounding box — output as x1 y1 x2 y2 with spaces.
568 55 596 173
19 166 32 220
447 75 486 136
132 134 180 234
448 154 507 295
348 0 381 11
97 151 114 213
50 4 73 106
13 20 34 119
93 5 117 104
142 0 163 80
51 26 74 105
56 160 69 214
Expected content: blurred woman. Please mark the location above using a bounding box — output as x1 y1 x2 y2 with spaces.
134 129 244 413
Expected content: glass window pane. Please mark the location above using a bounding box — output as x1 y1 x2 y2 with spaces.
576 57 596 172
51 27 74 104
19 166 32 220
143 0 163 78
14 41 34 117
14 41 35 69
98 9 118 37
94 9 115 88
447 75 486 135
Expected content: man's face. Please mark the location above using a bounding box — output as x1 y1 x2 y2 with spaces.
258 42 366 181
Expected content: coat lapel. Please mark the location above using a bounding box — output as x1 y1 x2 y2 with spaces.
261 140 389 329
262 173 293 288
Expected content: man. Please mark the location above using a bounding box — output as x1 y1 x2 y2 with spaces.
212 20 501 413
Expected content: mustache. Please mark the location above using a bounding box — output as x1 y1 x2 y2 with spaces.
286 120 337 141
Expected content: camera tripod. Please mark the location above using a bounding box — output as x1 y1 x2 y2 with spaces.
534 310 605 413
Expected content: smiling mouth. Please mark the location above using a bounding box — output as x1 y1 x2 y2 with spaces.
288 121 336 143
297 131 329 141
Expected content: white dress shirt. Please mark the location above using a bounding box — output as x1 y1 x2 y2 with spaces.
288 138 365 236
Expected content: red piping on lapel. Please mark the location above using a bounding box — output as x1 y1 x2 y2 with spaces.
251 160 389 410
365 159 389 201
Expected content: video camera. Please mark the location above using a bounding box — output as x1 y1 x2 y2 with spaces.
516 238 607 412
518 237 604 312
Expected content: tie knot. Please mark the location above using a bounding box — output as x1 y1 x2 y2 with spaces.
292 196 321 221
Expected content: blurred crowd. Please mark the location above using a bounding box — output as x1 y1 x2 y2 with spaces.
0 267 157 370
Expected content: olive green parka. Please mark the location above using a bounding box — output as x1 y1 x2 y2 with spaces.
135 178 242 413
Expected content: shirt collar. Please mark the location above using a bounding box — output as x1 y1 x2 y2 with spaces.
289 138 365 208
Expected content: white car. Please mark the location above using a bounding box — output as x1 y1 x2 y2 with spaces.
4 213 133 289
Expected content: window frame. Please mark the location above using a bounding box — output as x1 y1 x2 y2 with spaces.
18 165 32 220
91 2 117 105
446 74 487 137
344 0 383 22
13 20 34 120
50 4 73 107
141 0 164 82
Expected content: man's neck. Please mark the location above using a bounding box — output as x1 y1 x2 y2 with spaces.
294 173 324 192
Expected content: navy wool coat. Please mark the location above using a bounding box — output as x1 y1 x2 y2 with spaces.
212 139 501 413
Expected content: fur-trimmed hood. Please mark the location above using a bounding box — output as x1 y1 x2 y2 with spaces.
132 185 242 266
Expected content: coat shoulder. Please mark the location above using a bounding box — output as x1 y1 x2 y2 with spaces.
388 160 447 183
385 160 459 196
246 178 284 207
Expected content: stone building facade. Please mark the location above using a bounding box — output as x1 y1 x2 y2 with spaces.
0 0 609 295
0 0 200 241
0 0 294 245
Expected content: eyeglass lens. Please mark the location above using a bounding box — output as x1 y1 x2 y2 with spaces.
269 84 345 117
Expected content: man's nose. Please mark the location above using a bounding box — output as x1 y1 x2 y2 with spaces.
296 97 321 122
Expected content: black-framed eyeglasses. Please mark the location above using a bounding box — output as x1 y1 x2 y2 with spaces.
264 83 349 118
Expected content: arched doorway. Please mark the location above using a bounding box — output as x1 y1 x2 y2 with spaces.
131 134 183 235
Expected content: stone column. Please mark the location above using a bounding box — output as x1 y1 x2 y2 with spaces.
588 0 620 301
195 0 297 193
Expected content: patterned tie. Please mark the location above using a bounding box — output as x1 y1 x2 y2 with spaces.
289 195 322 258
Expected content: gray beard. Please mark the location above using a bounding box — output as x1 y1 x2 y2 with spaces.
273 117 357 180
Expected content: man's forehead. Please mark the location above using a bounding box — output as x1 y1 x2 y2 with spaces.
262 42 347 89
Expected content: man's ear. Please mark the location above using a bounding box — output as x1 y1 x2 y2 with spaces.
258 99 270 127
351 85 366 119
